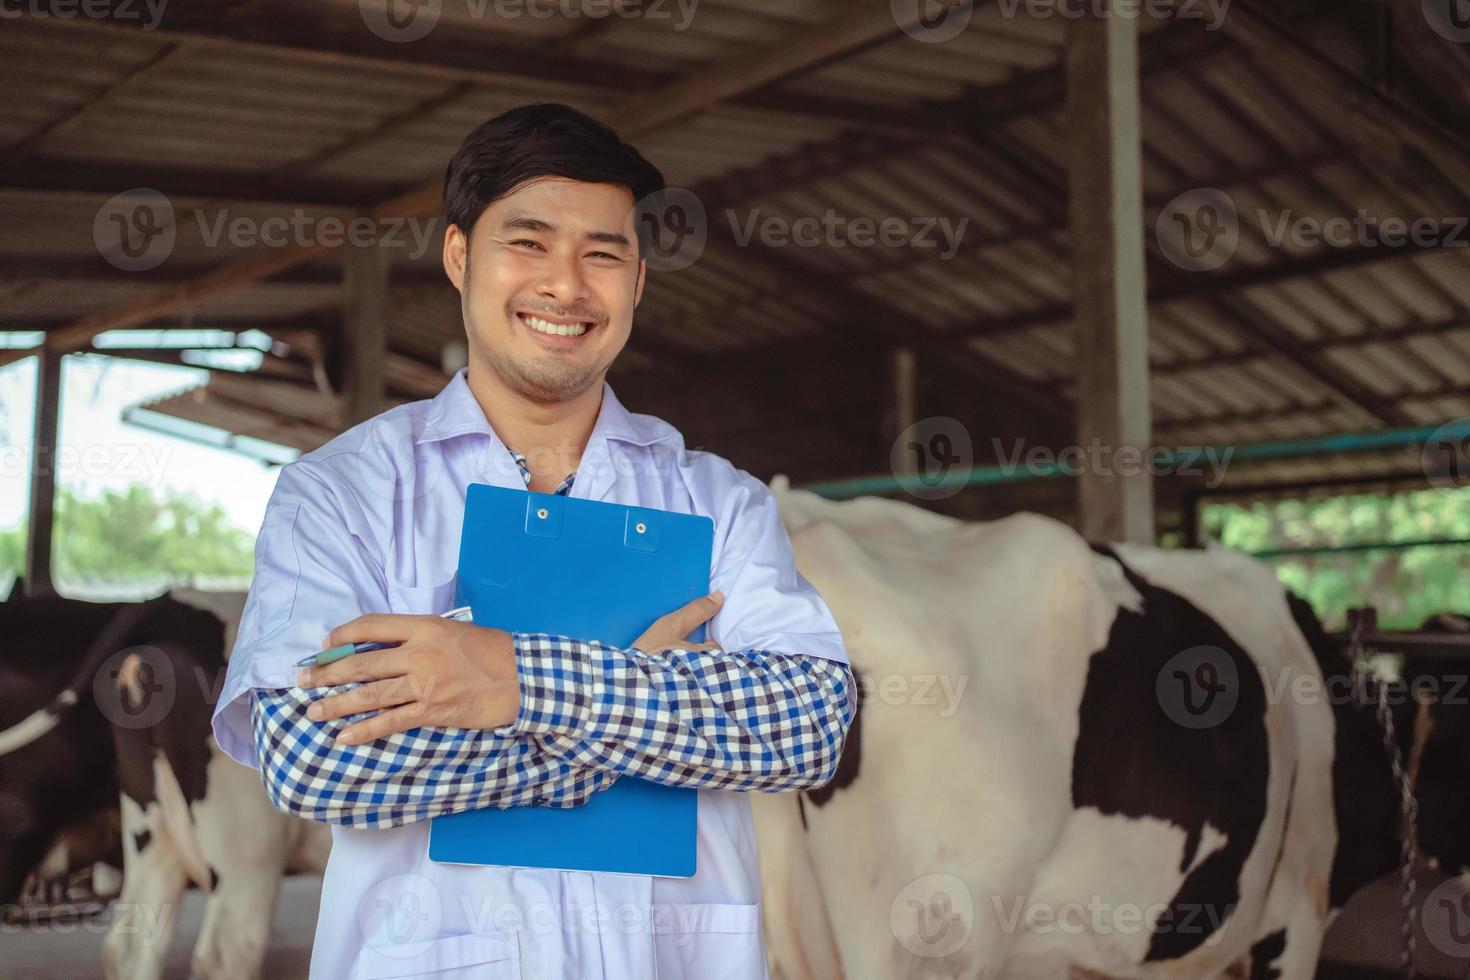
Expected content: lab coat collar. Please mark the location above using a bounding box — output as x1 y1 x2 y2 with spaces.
417 368 674 451
417 369 679 501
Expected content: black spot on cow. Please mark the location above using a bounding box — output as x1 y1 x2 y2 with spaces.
806 664 862 810
1399 615 1470 878
1248 928 1286 980
1074 546 1269 961
1285 593 1403 908
133 828 152 854
1302 601 1470 903
110 602 225 814
0 594 226 903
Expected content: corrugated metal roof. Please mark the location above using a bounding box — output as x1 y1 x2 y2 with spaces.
1 0 1467 493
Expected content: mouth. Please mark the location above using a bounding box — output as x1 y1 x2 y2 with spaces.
516 311 598 346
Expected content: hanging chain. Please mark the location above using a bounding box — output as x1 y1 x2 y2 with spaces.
1350 620 1419 980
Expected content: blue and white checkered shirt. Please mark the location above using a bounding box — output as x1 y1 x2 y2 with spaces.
250 448 855 829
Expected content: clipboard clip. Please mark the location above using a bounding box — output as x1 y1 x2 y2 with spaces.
625 508 662 553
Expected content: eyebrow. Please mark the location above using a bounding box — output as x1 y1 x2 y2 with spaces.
500 215 632 248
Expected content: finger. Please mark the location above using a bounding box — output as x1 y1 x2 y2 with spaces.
307 677 419 722
299 648 409 689
324 614 433 649
668 592 724 637
338 702 433 746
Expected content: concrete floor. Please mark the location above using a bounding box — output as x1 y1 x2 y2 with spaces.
2 870 1464 979
1 874 318 980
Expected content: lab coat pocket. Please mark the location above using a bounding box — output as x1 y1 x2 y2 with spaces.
652 902 765 980
386 574 458 617
349 930 521 979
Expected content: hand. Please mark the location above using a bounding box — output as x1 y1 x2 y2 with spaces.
295 614 518 745
631 591 725 655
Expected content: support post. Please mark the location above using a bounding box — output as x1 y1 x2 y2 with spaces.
25 348 61 596
1066 5 1155 544
341 238 389 429
886 347 918 473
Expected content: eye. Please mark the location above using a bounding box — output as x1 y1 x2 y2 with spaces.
589 251 622 260
511 239 542 250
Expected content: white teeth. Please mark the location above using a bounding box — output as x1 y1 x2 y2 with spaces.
523 315 588 337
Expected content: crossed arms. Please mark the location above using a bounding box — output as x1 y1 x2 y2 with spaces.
252 634 854 828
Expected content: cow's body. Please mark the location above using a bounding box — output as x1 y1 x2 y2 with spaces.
755 483 1408 979
0 591 330 980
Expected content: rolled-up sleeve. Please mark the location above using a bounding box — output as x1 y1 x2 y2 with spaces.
211 461 387 769
504 637 854 792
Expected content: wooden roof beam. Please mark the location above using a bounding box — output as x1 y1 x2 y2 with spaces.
33 0 965 356
1222 0 1470 193
29 7 948 137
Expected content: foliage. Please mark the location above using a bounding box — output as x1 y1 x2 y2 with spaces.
0 485 255 593
1201 486 1470 630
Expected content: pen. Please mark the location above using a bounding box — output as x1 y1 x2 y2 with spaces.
294 606 474 668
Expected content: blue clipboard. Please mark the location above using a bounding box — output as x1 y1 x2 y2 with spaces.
427 483 713 877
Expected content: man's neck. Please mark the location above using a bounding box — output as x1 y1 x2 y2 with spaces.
465 367 604 489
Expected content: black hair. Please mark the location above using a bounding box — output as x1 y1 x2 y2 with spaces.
443 103 666 256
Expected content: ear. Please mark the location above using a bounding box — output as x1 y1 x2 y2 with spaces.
443 223 468 291
633 258 647 308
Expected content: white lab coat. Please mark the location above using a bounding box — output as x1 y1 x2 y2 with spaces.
212 371 849 979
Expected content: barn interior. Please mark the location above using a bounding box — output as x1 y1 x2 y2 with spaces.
2 0 1470 977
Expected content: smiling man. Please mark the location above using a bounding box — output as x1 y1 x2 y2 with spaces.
211 103 854 980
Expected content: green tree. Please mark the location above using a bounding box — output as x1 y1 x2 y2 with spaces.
0 486 255 590
1202 487 1470 630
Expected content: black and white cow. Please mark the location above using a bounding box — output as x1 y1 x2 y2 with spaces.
0 590 330 980
756 482 1470 979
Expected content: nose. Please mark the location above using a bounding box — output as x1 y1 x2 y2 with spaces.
535 246 590 310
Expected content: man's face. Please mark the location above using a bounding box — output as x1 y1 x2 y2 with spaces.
444 176 645 404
